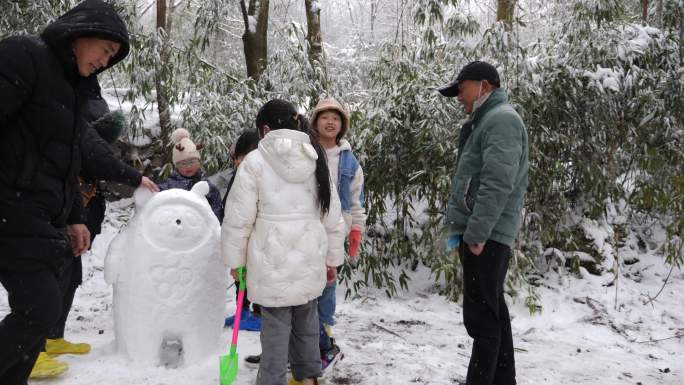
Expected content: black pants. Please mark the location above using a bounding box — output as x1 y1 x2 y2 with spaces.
46 231 94 341
47 255 82 339
0 269 63 385
460 240 516 385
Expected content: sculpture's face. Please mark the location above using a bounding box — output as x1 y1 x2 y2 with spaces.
142 200 210 252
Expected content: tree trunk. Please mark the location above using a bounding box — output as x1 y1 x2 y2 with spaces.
371 0 378 42
156 0 173 162
345 0 360 42
156 0 166 29
655 0 662 28
305 0 323 67
641 0 649 22
394 0 406 45
496 0 516 30
240 0 269 80
680 3 683 67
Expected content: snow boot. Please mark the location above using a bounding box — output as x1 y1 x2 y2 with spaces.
244 353 261 368
244 353 292 372
29 352 69 378
46 337 91 355
320 340 343 377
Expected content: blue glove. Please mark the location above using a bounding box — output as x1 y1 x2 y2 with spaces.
446 234 461 251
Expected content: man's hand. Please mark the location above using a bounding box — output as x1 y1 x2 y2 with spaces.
326 265 337 283
468 242 485 256
67 224 90 256
139 176 159 192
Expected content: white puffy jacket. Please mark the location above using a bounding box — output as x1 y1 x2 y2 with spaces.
221 129 346 308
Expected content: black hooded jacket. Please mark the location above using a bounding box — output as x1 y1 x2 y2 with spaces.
0 0 130 271
79 78 142 236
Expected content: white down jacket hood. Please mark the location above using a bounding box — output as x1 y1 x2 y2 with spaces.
221 129 345 307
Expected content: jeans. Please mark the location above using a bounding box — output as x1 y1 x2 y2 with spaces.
317 281 336 352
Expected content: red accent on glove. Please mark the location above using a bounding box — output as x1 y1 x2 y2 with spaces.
326 266 337 283
348 229 362 260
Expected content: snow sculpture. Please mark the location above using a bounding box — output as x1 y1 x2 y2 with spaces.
105 182 227 365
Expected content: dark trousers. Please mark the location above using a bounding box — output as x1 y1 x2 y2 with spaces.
0 269 63 385
460 240 516 385
46 230 93 341
47 255 82 339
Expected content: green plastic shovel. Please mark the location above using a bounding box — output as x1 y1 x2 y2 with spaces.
220 267 246 385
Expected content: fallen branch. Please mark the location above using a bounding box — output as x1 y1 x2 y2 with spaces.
635 333 684 344
643 263 675 308
371 321 404 339
585 297 630 339
370 321 469 359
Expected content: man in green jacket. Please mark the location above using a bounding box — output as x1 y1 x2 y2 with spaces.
439 61 528 385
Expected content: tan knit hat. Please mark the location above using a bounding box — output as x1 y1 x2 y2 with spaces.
310 98 350 141
171 128 202 165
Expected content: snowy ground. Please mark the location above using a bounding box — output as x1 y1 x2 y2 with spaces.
1 199 682 385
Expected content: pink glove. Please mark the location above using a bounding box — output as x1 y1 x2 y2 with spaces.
348 229 362 261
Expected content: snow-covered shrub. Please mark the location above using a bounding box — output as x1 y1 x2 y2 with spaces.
0 0 76 38
500 6 683 272
348 0 683 303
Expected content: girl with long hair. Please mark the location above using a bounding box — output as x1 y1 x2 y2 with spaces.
221 99 345 385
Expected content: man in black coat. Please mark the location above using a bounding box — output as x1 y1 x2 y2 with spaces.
0 1 130 384
33 77 159 378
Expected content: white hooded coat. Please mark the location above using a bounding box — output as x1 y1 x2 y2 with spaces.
221 129 345 308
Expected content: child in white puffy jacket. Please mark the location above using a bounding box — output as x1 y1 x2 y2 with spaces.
221 99 345 385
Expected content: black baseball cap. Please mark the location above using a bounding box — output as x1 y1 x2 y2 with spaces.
438 61 501 97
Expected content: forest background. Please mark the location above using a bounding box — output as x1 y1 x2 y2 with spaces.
1 0 682 311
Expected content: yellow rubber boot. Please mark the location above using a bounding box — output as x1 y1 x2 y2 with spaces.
29 352 69 378
46 338 91 355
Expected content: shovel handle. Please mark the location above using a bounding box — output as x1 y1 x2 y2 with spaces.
230 267 246 354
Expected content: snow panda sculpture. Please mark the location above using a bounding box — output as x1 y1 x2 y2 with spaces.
105 181 227 365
